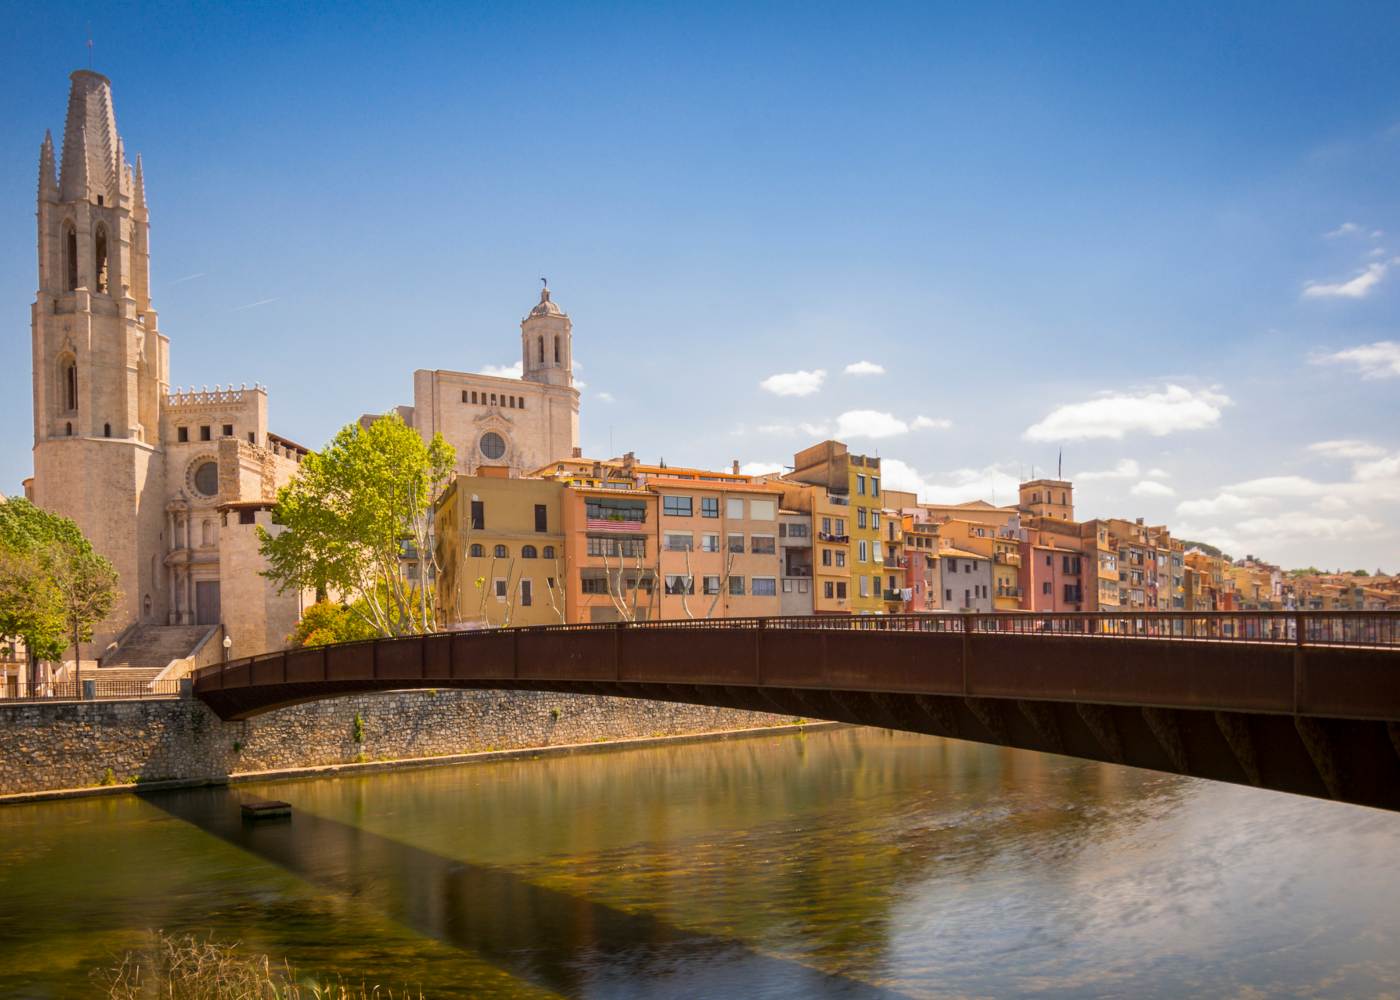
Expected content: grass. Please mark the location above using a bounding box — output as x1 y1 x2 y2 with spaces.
94 931 425 999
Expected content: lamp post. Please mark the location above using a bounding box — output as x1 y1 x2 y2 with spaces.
222 634 232 664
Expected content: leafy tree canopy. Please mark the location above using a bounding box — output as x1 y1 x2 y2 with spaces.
286 599 378 649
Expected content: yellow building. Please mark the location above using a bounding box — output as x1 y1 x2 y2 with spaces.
435 468 567 627
774 478 851 613
786 440 885 613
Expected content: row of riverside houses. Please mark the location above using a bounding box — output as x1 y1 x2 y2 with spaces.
430 438 1400 627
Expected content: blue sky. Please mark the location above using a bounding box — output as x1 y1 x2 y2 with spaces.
2 1 1398 570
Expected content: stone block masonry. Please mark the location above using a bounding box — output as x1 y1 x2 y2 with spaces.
0 691 798 797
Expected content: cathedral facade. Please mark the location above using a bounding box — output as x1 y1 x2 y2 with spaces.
27 70 309 659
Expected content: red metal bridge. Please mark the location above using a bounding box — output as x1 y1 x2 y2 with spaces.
193 611 1400 811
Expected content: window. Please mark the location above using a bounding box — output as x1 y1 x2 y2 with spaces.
588 536 646 558
946 589 953 602
857 474 866 495
554 336 560 364
538 336 544 363
1045 554 1052 567
193 461 219 497
799 580 809 593
858 540 868 562
701 534 720 552
520 579 533 606
821 549 832 567
222 424 233 437
786 522 809 538
836 582 847 599
701 497 719 518
470 501 485 530
93 224 108 293
663 495 693 517
462 390 469 403
518 397 525 410
822 517 832 534
1042 582 1052 595
542 545 556 559
703 576 721 595
752 577 776 596
726 497 744 519
664 532 693 551
480 432 506 460
872 477 879 497
471 391 478 403
872 511 881 531
824 581 834 599
521 545 538 559
495 578 508 600
873 541 883 563
469 543 484 557
835 551 846 568
509 396 516 409
750 535 775 554
177 426 188 443
248 432 256 444
64 223 77 290
200 425 211 441
749 499 776 520
664 575 694 595
728 534 744 554
494 544 509 558
580 573 610 595
729 576 745 596
857 508 867 529
239 508 256 525
585 498 646 525
103 423 111 438
783 579 793 593
859 575 869 597
534 504 548 532
948 560 957 573
835 518 845 535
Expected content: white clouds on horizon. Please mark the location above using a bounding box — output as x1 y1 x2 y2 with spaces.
1024 385 1230 442
881 458 1021 506
1131 480 1176 498
1308 439 1387 460
739 461 786 477
480 360 524 379
1312 340 1400 379
1078 458 1141 481
595 391 616 403
843 360 886 376
760 369 826 396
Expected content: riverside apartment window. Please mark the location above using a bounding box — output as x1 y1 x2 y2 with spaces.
821 549 832 567
822 517 832 534
703 576 721 595
520 580 533 606
701 497 719 518
835 551 846 568
836 582 847 599
750 499 776 520
494 578 508 600
872 477 879 497
872 512 880 530
664 575 694 595
856 475 866 495
701 534 720 552
858 540 868 562
726 498 745 519
469 544 484 557
752 577 776 596
535 505 548 532
588 536 646 558
664 532 693 551
824 581 834 599
729 576 745 596
750 535 776 554
542 545 556 559
663 496 693 517
471 501 485 530
1042 582 1052 595
858 508 867 529
494 544 508 558
728 534 745 554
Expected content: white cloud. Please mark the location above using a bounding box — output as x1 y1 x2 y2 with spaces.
760 369 826 396
1312 340 1400 379
880 458 1021 506
799 421 832 437
1146 467 1171 479
843 360 886 376
1234 511 1381 541
1130 480 1176 498
1301 262 1387 299
1229 475 1331 498
1355 453 1400 482
1078 459 1141 481
1024 385 1231 442
1325 222 1363 238
911 415 952 431
833 410 910 439
1176 493 1267 518
595 391 615 403
481 360 523 379
739 461 786 477
1307 439 1387 460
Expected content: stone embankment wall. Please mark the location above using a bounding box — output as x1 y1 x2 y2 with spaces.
0 690 796 797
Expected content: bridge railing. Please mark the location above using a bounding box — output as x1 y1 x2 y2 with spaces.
0 677 186 703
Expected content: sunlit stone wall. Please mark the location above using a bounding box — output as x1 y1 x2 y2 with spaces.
0 691 798 796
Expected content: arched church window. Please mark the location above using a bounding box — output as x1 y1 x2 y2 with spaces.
538 336 544 364
103 422 111 438
521 545 538 559
94 224 109 294
469 543 484 558
554 336 560 364
64 223 77 291
479 432 506 460
62 359 77 411
493 544 508 558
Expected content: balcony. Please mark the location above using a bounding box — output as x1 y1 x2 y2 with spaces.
818 532 850 544
994 552 1021 566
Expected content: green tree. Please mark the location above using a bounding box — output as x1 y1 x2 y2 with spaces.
0 498 118 693
286 599 377 648
259 414 455 638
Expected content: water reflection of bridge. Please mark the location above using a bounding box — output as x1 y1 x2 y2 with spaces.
194 611 1400 812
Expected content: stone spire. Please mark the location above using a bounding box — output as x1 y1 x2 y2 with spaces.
38 130 58 202
59 70 120 203
133 153 147 212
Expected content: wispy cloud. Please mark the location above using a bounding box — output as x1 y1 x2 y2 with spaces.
1024 385 1231 442
1302 261 1387 299
843 360 885 376
911 415 952 431
1325 222 1362 239
480 360 524 378
833 410 909 439
168 272 206 286
1078 458 1140 481
1130 480 1175 498
759 369 826 397
1307 439 1387 460
596 391 616 403
1312 340 1400 379
881 458 1020 505
232 297 280 311
739 461 786 476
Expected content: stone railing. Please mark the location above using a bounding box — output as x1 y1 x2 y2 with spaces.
166 383 264 407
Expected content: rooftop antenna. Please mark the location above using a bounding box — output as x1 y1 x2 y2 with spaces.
86 23 94 68
1058 448 1063 480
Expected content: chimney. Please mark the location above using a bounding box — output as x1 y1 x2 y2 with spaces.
622 451 635 476
732 460 740 475
571 447 582 459
591 461 602 480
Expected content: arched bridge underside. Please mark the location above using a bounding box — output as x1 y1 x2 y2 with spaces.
194 612 1400 812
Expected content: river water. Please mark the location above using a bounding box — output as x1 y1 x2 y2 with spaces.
1 726 1398 998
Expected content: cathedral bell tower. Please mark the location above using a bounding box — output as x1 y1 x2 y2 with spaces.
30 70 170 647
520 281 572 387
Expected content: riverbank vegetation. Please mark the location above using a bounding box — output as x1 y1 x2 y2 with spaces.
95 931 424 999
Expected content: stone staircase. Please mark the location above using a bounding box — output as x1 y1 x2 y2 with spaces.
101 625 216 673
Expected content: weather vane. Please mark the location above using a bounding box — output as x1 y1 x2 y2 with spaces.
541 276 548 289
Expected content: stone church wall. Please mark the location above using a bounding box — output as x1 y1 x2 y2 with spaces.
0 690 801 797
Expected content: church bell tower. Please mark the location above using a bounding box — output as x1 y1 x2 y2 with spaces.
520 281 573 387
30 70 170 647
